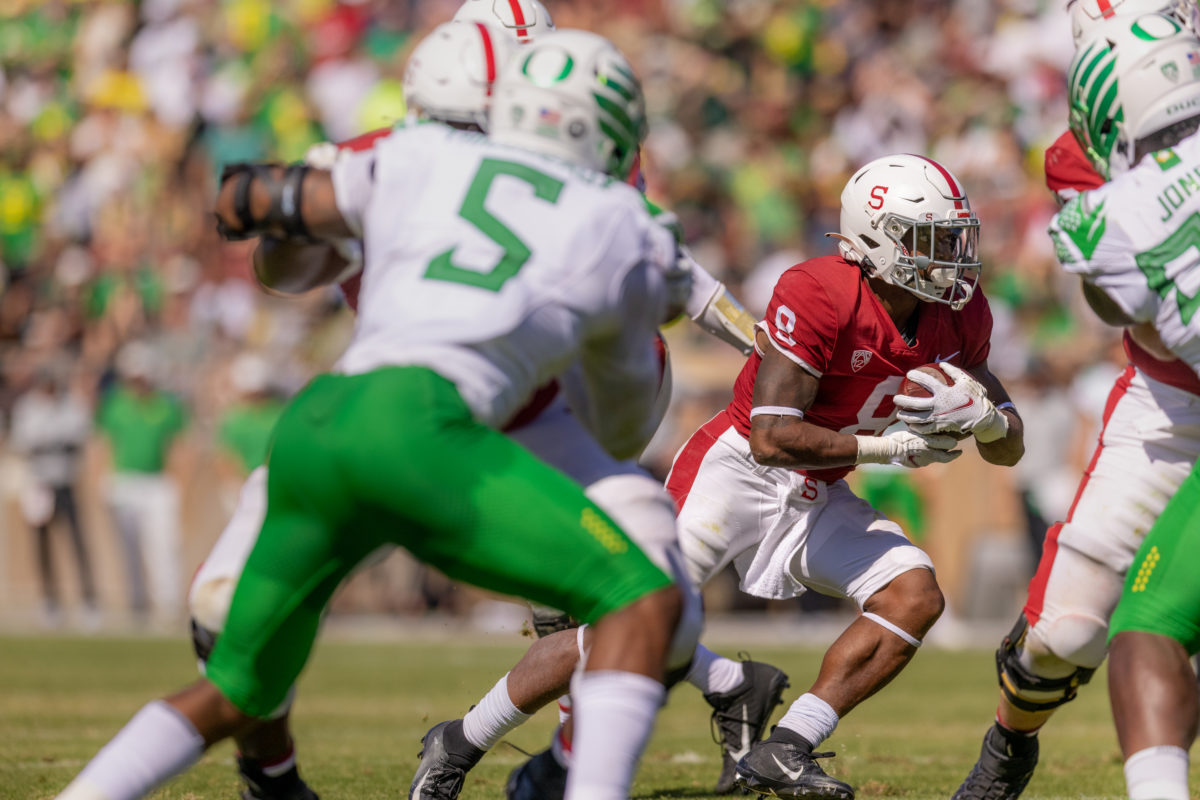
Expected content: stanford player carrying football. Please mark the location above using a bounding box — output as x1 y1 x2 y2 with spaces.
952 7 1200 800
664 153 1024 800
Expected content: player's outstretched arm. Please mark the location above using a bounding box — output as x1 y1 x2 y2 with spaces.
682 252 757 354
214 164 355 242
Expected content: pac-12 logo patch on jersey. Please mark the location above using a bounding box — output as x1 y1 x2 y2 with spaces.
851 349 873 372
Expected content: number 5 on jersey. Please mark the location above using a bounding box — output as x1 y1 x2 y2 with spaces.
425 158 564 291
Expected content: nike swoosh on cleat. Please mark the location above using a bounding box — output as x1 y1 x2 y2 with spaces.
771 754 807 782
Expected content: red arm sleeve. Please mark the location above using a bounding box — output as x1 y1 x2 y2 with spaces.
1045 131 1104 196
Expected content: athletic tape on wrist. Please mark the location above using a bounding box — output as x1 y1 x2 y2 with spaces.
862 612 921 647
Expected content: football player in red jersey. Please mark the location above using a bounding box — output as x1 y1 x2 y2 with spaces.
952 7 1200 800
665 153 1024 800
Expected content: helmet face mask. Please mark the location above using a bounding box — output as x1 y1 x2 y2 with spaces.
490 30 647 176
837 154 981 311
885 217 981 308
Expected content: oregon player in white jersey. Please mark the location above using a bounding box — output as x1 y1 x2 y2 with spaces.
1046 13 1200 800
185 14 766 800
56 29 700 800
952 13 1200 800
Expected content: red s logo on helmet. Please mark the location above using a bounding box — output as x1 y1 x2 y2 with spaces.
868 185 888 210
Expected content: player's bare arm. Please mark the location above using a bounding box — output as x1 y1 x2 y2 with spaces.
214 165 354 242
747 337 859 469
964 361 1024 467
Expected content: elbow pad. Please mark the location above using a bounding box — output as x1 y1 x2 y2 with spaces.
690 281 757 355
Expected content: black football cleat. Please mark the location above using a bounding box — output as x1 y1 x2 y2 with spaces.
706 659 791 794
951 723 1039 800
237 754 319 800
505 748 567 800
734 740 854 800
409 719 485 800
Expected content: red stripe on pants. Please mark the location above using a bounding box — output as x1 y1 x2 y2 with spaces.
1024 365 1135 626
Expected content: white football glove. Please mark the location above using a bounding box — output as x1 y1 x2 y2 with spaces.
854 430 962 468
893 362 1008 443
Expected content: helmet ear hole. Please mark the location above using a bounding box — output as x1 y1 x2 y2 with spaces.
859 234 880 249
566 117 588 139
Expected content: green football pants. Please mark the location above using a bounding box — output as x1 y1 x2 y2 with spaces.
206 366 673 717
1109 458 1200 654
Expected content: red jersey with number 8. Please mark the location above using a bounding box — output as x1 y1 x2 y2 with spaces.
726 254 992 483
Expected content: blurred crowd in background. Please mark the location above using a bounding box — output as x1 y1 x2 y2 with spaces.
0 0 1128 631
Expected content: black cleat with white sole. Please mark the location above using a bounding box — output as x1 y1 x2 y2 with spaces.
705 659 791 794
734 740 854 800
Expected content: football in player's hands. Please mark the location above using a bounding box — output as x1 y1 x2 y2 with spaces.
895 363 972 440
897 363 952 398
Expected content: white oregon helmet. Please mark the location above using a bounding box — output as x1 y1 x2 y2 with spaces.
403 21 516 130
452 0 554 44
835 154 981 310
1069 12 1200 178
1069 0 1198 44
489 29 646 177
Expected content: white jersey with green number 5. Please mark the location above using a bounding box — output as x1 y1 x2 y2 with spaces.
330 122 676 436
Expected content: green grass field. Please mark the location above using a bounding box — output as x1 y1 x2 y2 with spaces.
0 632 1158 799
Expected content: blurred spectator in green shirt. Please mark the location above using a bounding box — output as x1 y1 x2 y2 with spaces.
216 352 284 475
96 341 187 624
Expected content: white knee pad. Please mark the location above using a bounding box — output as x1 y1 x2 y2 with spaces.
188 574 235 635
1022 611 1110 675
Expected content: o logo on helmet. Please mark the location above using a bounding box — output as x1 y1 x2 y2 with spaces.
868 185 888 210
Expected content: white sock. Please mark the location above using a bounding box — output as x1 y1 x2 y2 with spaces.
58 700 205 800
461 673 532 751
1125 745 1189 800
776 693 840 749
685 644 746 695
566 670 664 800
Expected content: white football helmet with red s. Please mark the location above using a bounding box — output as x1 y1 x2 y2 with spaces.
834 153 981 310
452 0 555 43
402 21 517 131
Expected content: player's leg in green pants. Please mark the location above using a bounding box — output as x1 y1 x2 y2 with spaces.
207 366 674 717
1107 458 1200 789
